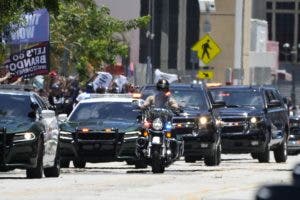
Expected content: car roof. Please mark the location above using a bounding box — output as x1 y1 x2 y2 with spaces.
79 94 143 104
141 83 205 90
208 85 277 91
0 84 34 96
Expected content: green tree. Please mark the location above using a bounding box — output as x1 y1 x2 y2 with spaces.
50 1 150 81
0 0 59 64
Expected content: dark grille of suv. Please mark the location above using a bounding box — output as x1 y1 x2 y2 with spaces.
76 132 117 141
221 117 247 133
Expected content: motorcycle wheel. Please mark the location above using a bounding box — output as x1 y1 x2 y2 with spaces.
151 149 165 173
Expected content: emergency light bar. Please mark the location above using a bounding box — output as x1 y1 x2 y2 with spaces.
89 93 141 99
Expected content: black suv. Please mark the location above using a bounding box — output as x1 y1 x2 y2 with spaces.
0 85 60 178
209 85 289 163
140 83 222 166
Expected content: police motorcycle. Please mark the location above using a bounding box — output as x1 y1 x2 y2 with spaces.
136 106 181 173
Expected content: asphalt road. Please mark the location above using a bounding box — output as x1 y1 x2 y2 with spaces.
0 154 299 200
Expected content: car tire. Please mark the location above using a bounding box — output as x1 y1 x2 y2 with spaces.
258 144 270 163
73 160 86 168
61 159 70 168
126 160 135 165
44 158 60 178
204 144 221 166
151 149 165 173
44 145 61 178
274 137 288 163
26 138 43 179
251 153 259 159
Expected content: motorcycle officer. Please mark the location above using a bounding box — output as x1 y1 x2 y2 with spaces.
141 79 179 112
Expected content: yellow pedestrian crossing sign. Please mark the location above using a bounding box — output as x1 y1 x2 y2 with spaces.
197 70 214 80
192 34 221 64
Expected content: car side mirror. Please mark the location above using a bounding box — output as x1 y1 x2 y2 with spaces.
268 100 281 108
212 100 226 108
58 114 68 122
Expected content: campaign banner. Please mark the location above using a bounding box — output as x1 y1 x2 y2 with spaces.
154 69 178 84
93 72 113 90
4 42 50 78
6 9 49 44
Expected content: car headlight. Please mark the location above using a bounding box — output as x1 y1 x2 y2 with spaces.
152 118 163 130
199 116 208 125
250 117 257 124
59 131 73 140
13 132 36 142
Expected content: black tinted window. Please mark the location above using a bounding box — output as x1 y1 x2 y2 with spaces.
172 89 208 110
210 89 264 108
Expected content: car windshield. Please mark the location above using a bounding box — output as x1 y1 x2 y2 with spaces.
0 94 33 120
210 89 263 108
69 102 140 122
172 89 208 110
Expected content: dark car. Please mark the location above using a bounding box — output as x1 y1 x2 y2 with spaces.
209 85 289 163
288 116 300 155
58 94 144 168
140 83 222 166
0 85 60 178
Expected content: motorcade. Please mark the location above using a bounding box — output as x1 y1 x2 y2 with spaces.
209 85 289 163
58 94 144 168
140 83 222 166
136 107 180 173
0 85 60 178
288 115 300 155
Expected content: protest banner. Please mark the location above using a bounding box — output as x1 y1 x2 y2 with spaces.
3 42 50 78
93 72 113 90
5 9 49 44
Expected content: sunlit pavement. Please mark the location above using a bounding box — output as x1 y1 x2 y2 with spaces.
0 154 299 200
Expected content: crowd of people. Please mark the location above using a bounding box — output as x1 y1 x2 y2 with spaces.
0 70 140 115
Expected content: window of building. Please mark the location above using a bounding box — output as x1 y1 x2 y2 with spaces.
168 0 179 69
276 2 295 10
185 0 200 70
276 13 294 61
267 13 273 40
266 2 273 9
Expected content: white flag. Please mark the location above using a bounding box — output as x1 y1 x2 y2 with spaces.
154 69 178 84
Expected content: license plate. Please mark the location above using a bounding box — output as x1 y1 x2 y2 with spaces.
152 136 161 144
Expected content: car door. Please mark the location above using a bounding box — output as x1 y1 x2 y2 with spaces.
34 94 59 167
264 89 285 145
